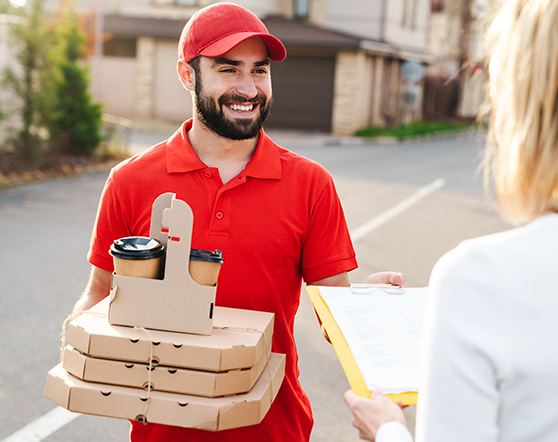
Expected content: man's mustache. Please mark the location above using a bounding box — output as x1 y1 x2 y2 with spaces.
218 93 267 106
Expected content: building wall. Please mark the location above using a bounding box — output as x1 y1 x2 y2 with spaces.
43 0 280 19
153 40 193 122
331 51 370 135
384 0 430 49
322 0 383 41
99 57 137 117
232 0 280 17
135 37 156 118
321 0 429 50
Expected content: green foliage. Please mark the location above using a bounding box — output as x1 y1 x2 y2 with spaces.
2 0 103 159
0 0 16 14
45 1 102 156
354 121 476 140
3 0 53 159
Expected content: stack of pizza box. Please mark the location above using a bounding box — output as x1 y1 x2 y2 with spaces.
45 193 285 431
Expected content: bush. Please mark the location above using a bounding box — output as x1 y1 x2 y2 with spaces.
354 121 475 140
3 0 53 160
45 2 102 156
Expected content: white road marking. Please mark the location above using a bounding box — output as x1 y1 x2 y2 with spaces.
350 178 446 242
0 407 79 442
3 179 445 442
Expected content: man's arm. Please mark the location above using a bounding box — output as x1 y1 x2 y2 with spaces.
72 265 113 314
307 271 406 288
307 271 350 288
307 271 405 342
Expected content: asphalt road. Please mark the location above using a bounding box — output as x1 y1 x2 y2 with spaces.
0 129 511 441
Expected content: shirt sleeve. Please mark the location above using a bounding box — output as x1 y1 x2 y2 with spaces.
300 174 357 283
87 172 132 272
377 422 414 442
415 243 507 442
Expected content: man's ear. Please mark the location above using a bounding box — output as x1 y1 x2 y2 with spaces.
177 60 195 92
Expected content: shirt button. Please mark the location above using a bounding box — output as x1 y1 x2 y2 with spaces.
215 212 223 220
205 171 212 178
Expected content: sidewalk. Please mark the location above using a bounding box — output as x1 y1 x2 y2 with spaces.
126 119 485 156
128 121 365 156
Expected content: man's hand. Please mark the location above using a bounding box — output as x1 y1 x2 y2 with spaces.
308 271 405 344
362 271 405 287
72 266 112 314
343 390 407 441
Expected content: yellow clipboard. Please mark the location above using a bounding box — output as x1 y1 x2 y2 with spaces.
306 285 418 405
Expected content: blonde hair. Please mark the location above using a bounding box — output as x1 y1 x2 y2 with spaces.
484 0 558 224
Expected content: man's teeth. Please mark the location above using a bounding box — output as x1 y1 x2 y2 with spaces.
229 104 254 112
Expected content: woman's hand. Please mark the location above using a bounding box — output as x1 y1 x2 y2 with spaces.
343 390 407 441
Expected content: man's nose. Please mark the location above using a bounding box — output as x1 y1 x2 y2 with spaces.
235 73 258 99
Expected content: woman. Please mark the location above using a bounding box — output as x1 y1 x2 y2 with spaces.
344 0 558 440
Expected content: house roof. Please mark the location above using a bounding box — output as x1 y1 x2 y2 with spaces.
263 16 361 51
103 14 362 51
102 14 430 60
104 14 185 40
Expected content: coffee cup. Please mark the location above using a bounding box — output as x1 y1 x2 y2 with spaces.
109 237 165 279
189 249 224 286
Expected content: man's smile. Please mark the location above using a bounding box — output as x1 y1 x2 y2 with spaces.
227 103 255 112
223 101 260 118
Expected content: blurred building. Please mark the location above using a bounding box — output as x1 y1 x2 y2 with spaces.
425 0 490 122
39 0 433 135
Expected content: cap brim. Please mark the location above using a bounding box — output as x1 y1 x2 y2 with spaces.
199 32 287 62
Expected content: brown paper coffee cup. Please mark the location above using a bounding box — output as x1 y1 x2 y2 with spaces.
109 237 165 279
189 249 224 286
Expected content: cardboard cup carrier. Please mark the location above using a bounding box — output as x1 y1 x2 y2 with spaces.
45 193 285 431
109 237 224 287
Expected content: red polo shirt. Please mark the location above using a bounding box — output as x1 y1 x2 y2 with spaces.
88 119 357 442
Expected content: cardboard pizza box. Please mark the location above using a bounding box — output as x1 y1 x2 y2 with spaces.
45 353 286 431
67 297 274 372
62 345 268 397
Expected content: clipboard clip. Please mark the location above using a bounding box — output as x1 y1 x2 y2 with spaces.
350 283 404 295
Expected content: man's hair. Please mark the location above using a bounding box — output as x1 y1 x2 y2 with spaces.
188 55 201 74
187 56 202 95
484 0 558 224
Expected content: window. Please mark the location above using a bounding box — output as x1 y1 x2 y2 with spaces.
431 0 445 12
152 0 198 5
402 0 417 28
294 0 311 19
103 37 137 58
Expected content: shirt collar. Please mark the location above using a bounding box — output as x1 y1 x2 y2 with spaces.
166 119 282 179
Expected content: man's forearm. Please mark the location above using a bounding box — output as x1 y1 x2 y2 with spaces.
72 266 113 314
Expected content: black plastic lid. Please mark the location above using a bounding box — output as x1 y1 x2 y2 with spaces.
190 249 224 264
109 237 165 261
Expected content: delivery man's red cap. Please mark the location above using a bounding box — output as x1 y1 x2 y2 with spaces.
178 2 287 63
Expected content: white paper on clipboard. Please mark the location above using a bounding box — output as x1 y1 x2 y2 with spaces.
318 285 428 394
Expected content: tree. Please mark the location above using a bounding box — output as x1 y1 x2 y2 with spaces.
46 1 102 156
0 0 15 14
3 0 53 159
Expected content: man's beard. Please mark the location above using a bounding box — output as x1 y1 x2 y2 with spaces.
194 74 272 140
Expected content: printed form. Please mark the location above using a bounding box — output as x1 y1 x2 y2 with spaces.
319 286 428 394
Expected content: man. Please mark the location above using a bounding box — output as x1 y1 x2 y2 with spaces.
75 3 401 441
